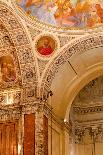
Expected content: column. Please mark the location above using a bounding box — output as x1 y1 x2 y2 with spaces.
22 102 49 155
35 103 48 155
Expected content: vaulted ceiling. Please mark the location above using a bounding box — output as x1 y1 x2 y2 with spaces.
1 1 103 121
73 75 103 108
71 75 103 124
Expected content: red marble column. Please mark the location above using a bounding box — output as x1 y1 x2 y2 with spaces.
35 112 48 155
24 113 35 155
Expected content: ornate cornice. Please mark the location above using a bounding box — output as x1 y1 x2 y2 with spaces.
0 105 21 121
74 124 103 144
73 105 103 115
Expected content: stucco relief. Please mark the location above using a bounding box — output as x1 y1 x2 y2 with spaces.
40 34 103 97
0 2 37 81
74 126 103 144
72 76 103 115
0 2 38 106
0 22 21 88
58 35 76 48
37 59 49 76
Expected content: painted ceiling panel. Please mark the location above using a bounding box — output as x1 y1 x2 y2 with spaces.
16 0 103 29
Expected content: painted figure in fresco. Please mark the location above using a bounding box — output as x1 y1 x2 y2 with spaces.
19 0 58 25
95 4 103 23
86 5 100 27
60 0 91 27
0 56 16 82
37 37 54 56
54 0 75 26
17 0 103 28
37 1 58 25
19 0 43 14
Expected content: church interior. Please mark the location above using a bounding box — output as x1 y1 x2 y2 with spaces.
0 0 103 155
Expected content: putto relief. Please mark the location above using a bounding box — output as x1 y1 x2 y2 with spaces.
16 0 103 29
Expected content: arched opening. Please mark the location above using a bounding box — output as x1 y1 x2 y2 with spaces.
68 75 103 155
48 47 103 119
46 44 103 155
0 3 37 155
48 68 103 155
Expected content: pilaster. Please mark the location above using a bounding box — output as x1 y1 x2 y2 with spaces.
21 100 49 155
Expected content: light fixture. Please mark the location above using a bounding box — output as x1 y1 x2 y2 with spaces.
64 118 67 123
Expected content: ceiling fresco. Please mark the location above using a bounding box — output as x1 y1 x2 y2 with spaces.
16 0 103 29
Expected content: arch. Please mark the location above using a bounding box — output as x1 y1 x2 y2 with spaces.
41 34 103 90
40 33 103 118
64 64 103 120
0 2 37 102
0 2 37 82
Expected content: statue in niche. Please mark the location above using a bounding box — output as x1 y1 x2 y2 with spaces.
0 56 16 82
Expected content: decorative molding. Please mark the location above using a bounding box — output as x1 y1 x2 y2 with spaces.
73 106 103 115
72 76 103 114
0 106 21 121
74 125 103 144
0 2 37 85
58 35 76 48
41 34 103 95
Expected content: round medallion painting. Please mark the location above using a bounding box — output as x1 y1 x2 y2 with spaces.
36 36 56 56
16 0 103 29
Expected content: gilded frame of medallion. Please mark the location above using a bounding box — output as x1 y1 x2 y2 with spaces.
34 33 60 60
